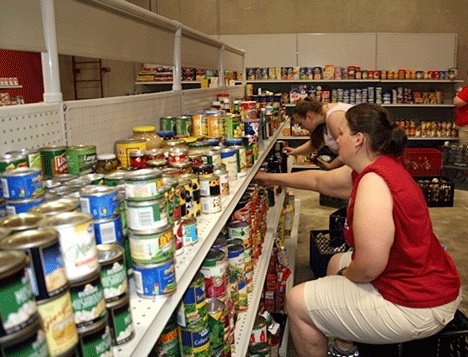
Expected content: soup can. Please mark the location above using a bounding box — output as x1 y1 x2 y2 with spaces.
132 258 176 298
200 195 221 214
103 171 127 187
66 145 97 175
128 224 174 264
250 315 268 344
200 250 227 299
0 212 46 232
106 293 134 346
0 250 38 336
80 185 120 220
219 148 238 181
77 314 112 357
5 194 46 215
191 113 208 137
30 199 77 216
0 228 68 301
152 313 181 356
0 318 48 357
177 272 207 328
213 164 230 195
97 244 128 303
1 167 44 199
69 270 106 328
182 216 198 246
40 146 68 177
0 153 27 173
39 212 99 281
160 116 177 132
37 289 78 357
124 168 163 201
93 214 124 245
178 323 210 357
176 116 192 137
206 298 226 355
126 196 167 230
115 139 146 168
248 342 270 357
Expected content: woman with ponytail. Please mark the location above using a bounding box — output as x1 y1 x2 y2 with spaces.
255 103 461 357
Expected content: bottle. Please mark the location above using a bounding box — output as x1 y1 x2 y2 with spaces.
131 126 163 149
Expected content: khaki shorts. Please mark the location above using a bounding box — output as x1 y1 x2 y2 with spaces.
303 251 462 344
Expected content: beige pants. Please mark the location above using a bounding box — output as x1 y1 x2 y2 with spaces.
304 251 462 344
458 126 468 145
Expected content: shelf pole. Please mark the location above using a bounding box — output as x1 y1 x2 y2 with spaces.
40 0 63 103
173 26 182 91
219 45 225 88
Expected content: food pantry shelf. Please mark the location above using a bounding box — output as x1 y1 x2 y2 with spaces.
113 121 287 357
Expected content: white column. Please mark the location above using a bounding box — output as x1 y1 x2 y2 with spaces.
40 0 63 102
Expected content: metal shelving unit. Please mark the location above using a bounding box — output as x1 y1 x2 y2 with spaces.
0 85 23 89
114 121 287 357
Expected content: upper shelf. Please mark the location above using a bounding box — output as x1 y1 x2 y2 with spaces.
236 79 464 84
0 85 23 89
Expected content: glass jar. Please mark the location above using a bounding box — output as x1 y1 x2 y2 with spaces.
96 153 119 174
162 139 188 159
131 126 163 150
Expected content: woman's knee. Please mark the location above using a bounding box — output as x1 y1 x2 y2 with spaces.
327 253 343 275
285 284 305 316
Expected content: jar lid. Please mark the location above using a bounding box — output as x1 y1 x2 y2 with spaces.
97 153 116 160
133 125 156 133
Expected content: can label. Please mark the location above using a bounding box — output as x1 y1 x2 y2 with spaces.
80 188 120 220
0 154 27 173
133 260 176 297
200 252 227 299
40 147 68 176
66 145 97 175
176 116 192 137
179 324 210 357
79 323 113 357
173 219 184 255
2 168 44 199
192 114 207 137
70 274 106 327
5 195 45 215
227 221 251 249
0 270 37 335
100 258 127 303
207 299 226 354
206 112 222 138
199 174 220 197
115 139 146 168
38 290 78 356
3 326 49 357
213 169 229 195
250 315 268 344
182 217 198 246
153 321 180 356
160 116 176 132
224 115 243 140
126 198 167 230
125 177 163 201
220 149 237 181
128 226 174 264
201 195 221 214
94 215 124 245
178 273 207 328
107 297 134 345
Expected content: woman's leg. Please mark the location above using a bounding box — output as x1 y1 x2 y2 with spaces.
286 283 328 357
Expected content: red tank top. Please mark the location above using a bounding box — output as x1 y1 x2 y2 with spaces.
344 156 460 308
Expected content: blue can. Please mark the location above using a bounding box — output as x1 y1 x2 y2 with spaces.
5 194 45 215
93 214 124 245
79 185 120 219
1 167 44 199
132 258 176 298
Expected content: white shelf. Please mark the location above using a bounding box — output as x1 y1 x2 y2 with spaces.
380 79 464 83
293 164 320 170
238 79 463 84
277 135 309 140
0 85 22 89
279 198 301 357
233 188 286 356
135 81 201 85
113 121 287 357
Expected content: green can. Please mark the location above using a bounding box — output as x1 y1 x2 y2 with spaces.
206 298 226 355
77 314 112 357
40 145 68 177
152 313 181 357
176 116 192 137
7 148 42 172
66 145 97 175
248 342 270 356
160 116 177 132
177 272 207 328
0 153 27 173
178 322 210 357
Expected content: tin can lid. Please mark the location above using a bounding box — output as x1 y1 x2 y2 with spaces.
97 243 124 265
133 126 156 133
0 212 47 232
1 228 59 250
39 211 93 229
0 250 27 278
1 167 42 177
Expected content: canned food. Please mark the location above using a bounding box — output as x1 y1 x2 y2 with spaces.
52 173 80 184
172 218 184 255
103 171 127 187
5 194 46 215
1 167 44 199
126 196 167 230
179 177 195 218
128 224 174 264
213 164 229 195
200 250 227 299
179 174 201 217
182 217 198 246
152 314 181 356
69 270 106 327
124 168 163 201
66 145 97 175
40 146 68 176
36 289 78 356
248 342 270 356
106 293 134 346
192 163 213 175
93 214 124 245
206 111 222 138
8 148 42 171
115 139 146 168
30 199 77 216
229 145 247 177
96 153 119 174
132 258 176 298
199 174 220 197
39 212 99 281
0 153 27 173
129 150 147 169
192 114 208 137
77 315 112 357
176 116 192 137
168 147 188 164
224 114 243 140
0 318 48 357
1 228 68 301
160 116 177 132
227 221 251 248
250 315 268 344
177 272 207 328
82 173 104 185
228 243 246 282
207 298 226 354
179 323 210 357
97 244 128 302
0 212 46 232
162 177 181 223
80 185 120 220
0 250 38 336
146 158 168 170
200 195 221 214
203 149 221 166
220 148 238 181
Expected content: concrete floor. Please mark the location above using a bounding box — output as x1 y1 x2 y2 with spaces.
286 187 468 356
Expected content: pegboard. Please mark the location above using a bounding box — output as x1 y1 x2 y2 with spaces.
0 103 64 154
181 85 245 115
376 33 457 70
219 34 297 68
64 92 181 154
297 33 377 68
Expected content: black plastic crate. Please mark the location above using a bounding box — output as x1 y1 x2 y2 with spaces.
357 309 468 357
414 176 455 207
442 144 468 167
319 193 348 208
309 229 349 279
329 206 347 247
